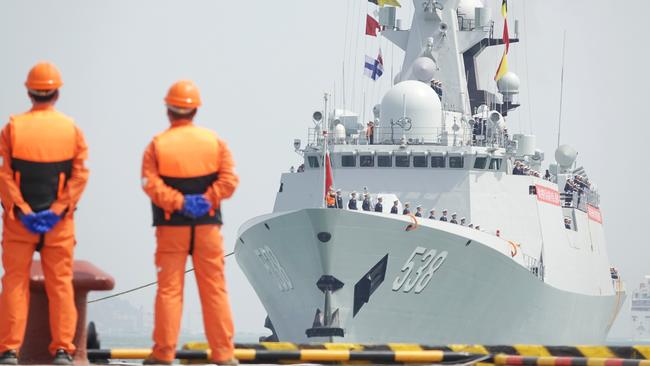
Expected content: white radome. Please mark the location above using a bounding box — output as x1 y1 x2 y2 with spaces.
410 57 436 82
555 144 578 168
380 80 442 133
334 123 346 141
497 72 520 93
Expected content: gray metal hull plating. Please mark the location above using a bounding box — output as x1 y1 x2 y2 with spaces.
235 208 622 344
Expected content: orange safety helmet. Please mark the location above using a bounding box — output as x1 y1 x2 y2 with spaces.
165 80 202 110
25 62 63 91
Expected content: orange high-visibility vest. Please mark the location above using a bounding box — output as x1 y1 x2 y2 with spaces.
326 194 336 207
9 109 76 213
152 123 222 226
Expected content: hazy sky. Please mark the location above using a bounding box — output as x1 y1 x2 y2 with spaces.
1 0 648 338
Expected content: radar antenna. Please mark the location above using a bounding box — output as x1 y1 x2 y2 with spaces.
557 31 567 149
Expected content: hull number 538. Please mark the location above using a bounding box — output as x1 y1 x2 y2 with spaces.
392 246 448 294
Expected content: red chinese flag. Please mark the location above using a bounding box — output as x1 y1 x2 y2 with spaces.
366 14 380 36
324 152 333 198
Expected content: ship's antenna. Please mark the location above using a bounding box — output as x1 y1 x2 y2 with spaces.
342 61 346 111
362 90 367 132
557 30 567 148
322 93 330 209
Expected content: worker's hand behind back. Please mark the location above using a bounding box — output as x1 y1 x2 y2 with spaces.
181 194 211 218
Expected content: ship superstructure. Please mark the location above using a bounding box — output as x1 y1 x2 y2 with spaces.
235 0 625 344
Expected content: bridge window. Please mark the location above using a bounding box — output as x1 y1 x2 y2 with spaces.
395 155 410 167
413 156 427 167
307 156 320 168
360 155 374 167
489 158 502 170
378 155 392 167
341 155 356 167
449 156 464 168
473 157 487 169
431 156 446 168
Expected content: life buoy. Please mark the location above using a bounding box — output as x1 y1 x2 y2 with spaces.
508 241 519 257
405 214 419 231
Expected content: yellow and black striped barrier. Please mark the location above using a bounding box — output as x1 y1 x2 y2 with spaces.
493 354 650 366
87 344 650 364
87 347 478 364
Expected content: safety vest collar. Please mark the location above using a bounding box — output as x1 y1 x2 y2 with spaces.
169 119 193 128
30 104 56 112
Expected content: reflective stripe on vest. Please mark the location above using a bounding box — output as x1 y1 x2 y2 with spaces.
152 123 222 226
10 110 76 212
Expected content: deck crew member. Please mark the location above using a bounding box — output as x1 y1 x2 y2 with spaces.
564 218 572 229
361 193 371 211
450 213 458 224
468 223 474 229
428 209 436 220
336 189 343 209
366 121 374 145
326 189 336 208
141 80 238 366
374 197 383 212
402 202 411 215
563 179 574 206
414 205 423 217
348 192 358 210
460 217 466 226
439 209 449 222
391 200 399 214
0 62 89 366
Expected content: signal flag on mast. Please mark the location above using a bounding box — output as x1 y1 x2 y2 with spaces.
368 0 401 7
366 14 380 36
494 0 509 81
364 49 384 81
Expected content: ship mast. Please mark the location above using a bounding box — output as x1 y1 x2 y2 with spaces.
321 93 329 208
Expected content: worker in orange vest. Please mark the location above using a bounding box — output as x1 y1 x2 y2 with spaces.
326 188 336 208
141 80 239 365
0 62 89 365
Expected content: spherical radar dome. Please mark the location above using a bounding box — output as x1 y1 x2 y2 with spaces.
555 144 578 168
458 0 484 20
380 80 442 131
334 123 346 139
497 72 520 93
411 57 436 83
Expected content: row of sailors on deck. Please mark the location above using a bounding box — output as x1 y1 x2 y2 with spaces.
326 189 481 229
563 175 592 206
512 161 552 180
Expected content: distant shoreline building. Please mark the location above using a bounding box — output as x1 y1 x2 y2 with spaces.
631 276 650 339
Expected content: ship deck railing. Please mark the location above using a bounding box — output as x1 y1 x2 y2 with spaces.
560 192 600 212
307 127 509 149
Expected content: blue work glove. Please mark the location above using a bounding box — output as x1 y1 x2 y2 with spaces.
19 210 60 234
20 213 42 234
181 194 211 219
35 210 61 232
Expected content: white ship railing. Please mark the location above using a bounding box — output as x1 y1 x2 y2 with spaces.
307 127 508 148
522 253 543 280
560 192 600 212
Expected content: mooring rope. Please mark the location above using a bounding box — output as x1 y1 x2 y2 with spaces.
88 251 234 304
